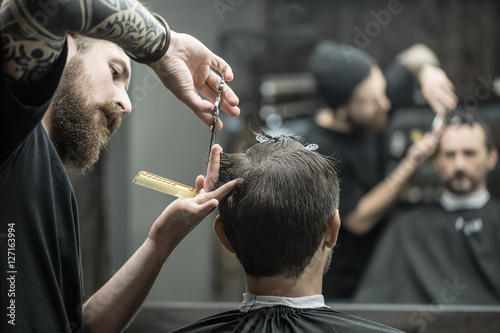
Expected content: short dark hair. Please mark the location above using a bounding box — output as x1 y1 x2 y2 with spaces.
473 120 494 151
216 134 340 279
436 112 495 153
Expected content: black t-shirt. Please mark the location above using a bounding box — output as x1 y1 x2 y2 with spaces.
171 306 404 333
278 63 415 299
0 45 83 332
354 199 500 304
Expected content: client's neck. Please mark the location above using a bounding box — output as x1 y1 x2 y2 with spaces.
245 263 323 297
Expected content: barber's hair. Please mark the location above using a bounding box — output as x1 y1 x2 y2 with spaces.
68 32 97 54
309 40 376 110
437 112 495 153
216 133 340 279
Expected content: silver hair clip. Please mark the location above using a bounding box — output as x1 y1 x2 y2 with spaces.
256 135 269 143
255 134 319 151
305 144 319 151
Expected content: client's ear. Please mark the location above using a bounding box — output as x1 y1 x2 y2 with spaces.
487 147 499 172
324 209 341 248
214 215 235 254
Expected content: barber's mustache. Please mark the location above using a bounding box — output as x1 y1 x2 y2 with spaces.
98 101 122 134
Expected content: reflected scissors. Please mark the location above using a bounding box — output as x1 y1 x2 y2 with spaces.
209 68 226 155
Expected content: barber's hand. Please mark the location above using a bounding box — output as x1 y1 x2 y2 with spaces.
148 31 240 129
404 131 440 168
147 145 238 258
418 64 458 114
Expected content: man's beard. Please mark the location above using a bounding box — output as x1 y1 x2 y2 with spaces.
348 109 387 134
323 248 334 276
50 55 122 173
445 171 481 195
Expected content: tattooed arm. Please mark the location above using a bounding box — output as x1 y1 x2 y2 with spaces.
0 0 239 121
0 0 163 93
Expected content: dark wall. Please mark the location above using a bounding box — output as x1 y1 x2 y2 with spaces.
220 0 499 119
265 0 499 94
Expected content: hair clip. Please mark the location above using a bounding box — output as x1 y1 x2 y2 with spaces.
256 134 283 143
256 135 269 143
305 144 319 151
256 134 319 151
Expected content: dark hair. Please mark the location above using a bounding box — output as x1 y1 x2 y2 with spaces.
309 40 375 110
473 120 494 151
216 134 340 279
437 112 495 153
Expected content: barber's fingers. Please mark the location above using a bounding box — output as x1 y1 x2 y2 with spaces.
406 132 439 166
420 66 458 114
443 90 458 108
176 179 236 222
210 56 234 82
425 83 457 114
195 175 205 192
204 178 241 202
202 69 240 117
421 132 439 154
186 97 225 129
205 144 222 192
197 86 233 130
194 144 229 194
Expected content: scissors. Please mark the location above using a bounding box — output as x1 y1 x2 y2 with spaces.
132 70 228 199
209 68 226 155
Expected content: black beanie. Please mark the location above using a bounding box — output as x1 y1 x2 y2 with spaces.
309 40 376 110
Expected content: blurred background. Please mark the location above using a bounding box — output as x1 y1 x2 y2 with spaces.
69 0 500 330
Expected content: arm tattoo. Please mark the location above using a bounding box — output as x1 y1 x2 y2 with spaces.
1 0 164 94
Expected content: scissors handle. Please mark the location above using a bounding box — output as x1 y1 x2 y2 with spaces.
208 69 226 154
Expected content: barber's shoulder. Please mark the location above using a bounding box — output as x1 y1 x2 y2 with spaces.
1 0 67 95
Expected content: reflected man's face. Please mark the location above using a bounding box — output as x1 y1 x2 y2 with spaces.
344 66 391 133
433 124 497 195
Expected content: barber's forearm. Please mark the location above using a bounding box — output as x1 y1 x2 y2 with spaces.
82 237 168 333
342 159 416 235
77 1 165 59
2 0 164 87
7 0 163 53
396 43 440 78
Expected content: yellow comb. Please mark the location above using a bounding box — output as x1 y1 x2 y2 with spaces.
132 171 199 198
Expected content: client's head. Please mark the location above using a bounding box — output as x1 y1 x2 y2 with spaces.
433 113 498 195
214 133 340 281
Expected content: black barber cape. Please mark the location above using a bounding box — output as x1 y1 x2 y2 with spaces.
171 306 403 332
0 43 83 332
354 197 500 305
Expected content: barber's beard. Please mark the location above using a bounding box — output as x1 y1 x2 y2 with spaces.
349 112 387 134
50 56 122 173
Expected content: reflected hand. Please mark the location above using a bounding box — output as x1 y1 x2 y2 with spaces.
404 131 440 168
148 31 240 129
418 64 458 114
